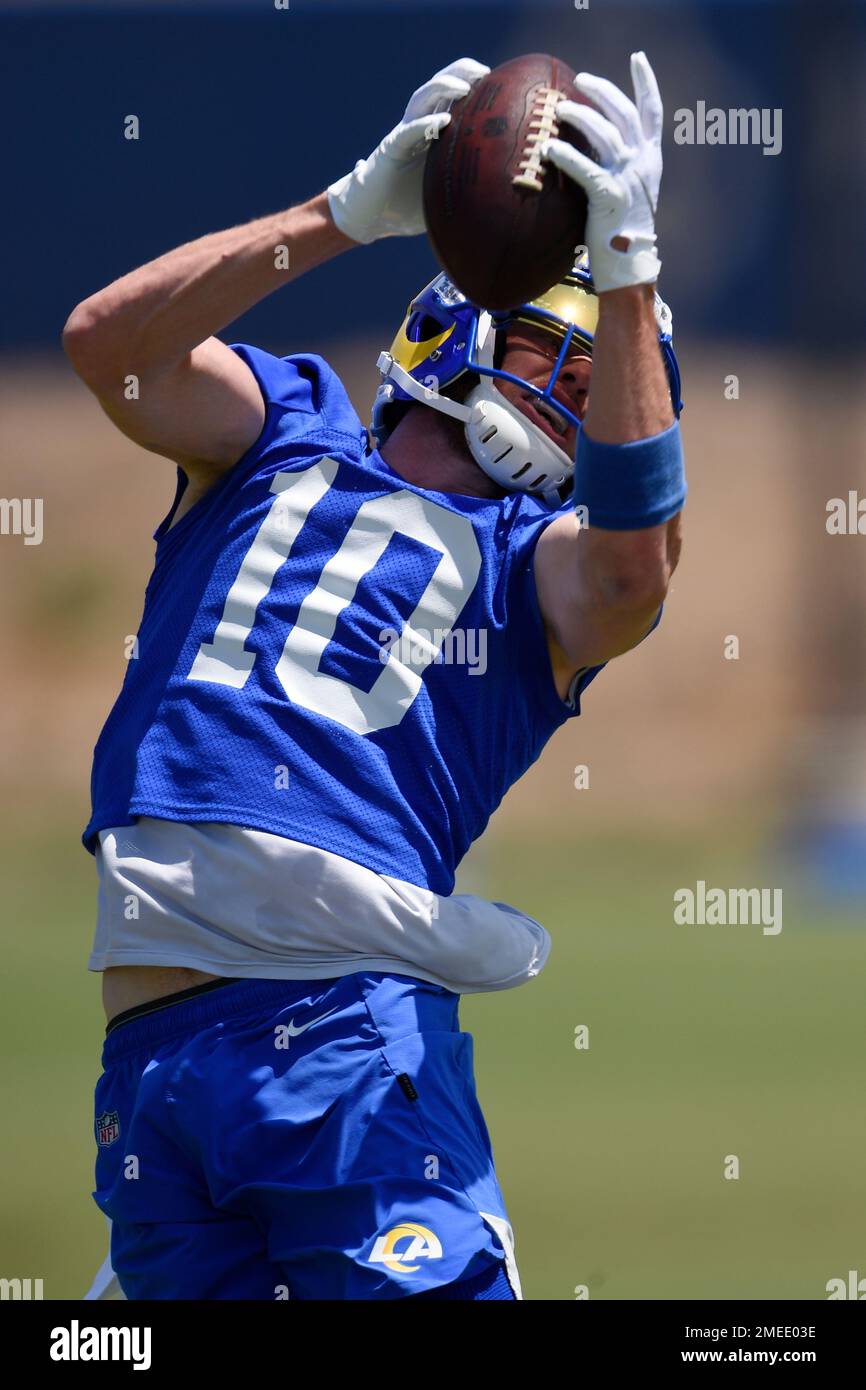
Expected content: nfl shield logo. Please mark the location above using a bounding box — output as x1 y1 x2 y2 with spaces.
96 1109 120 1146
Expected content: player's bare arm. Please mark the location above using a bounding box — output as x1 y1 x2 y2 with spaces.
62 58 490 488
62 193 355 484
535 284 683 690
535 52 685 689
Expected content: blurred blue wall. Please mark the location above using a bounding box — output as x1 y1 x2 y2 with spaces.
2 0 862 355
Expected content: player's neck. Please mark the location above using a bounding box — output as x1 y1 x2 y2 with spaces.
378 404 505 500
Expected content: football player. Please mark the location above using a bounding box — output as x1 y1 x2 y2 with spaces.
66 53 685 1300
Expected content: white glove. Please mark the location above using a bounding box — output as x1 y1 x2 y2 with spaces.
542 51 663 292
327 57 490 245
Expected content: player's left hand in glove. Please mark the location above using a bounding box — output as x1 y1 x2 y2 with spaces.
542 51 663 292
328 57 490 244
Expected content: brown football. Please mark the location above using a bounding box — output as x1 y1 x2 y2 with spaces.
423 53 596 311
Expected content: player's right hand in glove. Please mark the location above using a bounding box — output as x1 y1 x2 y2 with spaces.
542 51 663 292
327 57 490 245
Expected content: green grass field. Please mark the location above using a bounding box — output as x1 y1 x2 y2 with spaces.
1 818 863 1300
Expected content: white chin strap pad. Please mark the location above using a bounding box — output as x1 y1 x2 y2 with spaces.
376 353 575 496
463 380 574 495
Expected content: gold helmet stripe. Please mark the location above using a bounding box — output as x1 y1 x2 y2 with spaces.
388 313 455 374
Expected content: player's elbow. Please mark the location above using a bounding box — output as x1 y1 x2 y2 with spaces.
592 558 672 616
588 520 680 616
63 302 98 375
62 298 118 386
553 565 671 670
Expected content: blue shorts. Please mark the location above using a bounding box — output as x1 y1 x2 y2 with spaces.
92 973 520 1300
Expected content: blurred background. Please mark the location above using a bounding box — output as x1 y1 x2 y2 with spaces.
1 0 865 1300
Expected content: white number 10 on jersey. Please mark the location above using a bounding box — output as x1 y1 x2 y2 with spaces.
187 457 482 735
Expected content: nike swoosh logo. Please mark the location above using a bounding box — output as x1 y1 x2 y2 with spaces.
284 1005 340 1038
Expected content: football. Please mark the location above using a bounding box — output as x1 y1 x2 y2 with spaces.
423 52 597 310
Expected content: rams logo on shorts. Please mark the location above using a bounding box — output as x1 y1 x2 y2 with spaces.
368 1223 443 1273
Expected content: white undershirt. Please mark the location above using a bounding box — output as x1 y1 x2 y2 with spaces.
90 818 550 994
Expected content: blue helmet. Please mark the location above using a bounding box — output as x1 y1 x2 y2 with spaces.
373 258 683 496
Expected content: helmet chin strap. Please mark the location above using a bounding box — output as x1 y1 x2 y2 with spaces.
376 348 574 496
376 352 473 424
462 378 573 493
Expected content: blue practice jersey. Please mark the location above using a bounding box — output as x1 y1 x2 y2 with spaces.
83 346 609 893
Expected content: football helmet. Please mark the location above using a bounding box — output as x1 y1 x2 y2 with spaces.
372 258 683 497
